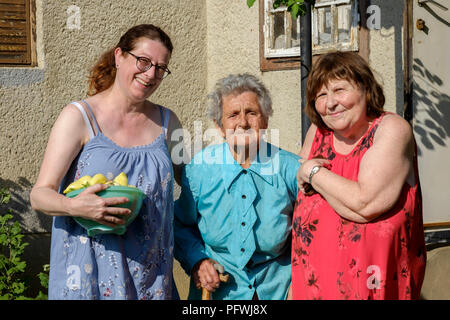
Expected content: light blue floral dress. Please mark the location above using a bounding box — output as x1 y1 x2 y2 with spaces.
48 100 177 300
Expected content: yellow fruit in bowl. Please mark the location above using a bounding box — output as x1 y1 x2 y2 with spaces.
89 173 107 185
113 172 128 186
78 175 92 187
63 172 131 194
63 175 91 194
66 184 145 236
64 171 143 236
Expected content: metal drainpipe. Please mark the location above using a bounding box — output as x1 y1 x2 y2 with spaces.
300 2 312 144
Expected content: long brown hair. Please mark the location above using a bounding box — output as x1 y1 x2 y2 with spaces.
305 51 385 130
88 24 173 96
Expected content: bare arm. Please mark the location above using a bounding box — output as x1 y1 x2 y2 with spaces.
30 104 87 215
298 115 415 223
30 104 130 227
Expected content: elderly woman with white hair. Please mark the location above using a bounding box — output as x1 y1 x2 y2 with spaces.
174 73 300 300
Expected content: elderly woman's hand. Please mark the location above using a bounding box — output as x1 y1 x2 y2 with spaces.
192 258 221 293
297 157 330 194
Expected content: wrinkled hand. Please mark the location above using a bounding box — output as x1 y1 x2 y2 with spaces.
192 258 220 293
297 157 330 194
68 184 131 227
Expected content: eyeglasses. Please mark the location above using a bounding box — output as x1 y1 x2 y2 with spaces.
126 51 171 79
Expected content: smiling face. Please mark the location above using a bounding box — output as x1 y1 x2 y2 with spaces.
217 91 268 153
314 79 369 138
114 37 171 103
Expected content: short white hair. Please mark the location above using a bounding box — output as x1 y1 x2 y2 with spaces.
207 73 273 127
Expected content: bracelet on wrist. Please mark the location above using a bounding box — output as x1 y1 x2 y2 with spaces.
308 165 321 185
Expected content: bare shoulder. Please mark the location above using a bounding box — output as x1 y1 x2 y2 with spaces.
59 102 86 123
374 113 414 145
53 102 90 144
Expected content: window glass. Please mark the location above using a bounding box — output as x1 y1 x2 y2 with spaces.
273 11 286 49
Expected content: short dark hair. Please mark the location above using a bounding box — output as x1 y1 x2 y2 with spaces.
306 51 385 130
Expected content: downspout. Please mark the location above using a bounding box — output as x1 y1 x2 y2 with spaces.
300 2 312 144
403 0 413 123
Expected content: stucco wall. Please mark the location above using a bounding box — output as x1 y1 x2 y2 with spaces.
206 0 302 154
369 0 405 115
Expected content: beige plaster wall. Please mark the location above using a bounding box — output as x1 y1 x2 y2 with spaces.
369 0 405 115
206 0 302 154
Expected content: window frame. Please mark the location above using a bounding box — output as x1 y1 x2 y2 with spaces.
263 0 301 59
259 0 367 72
259 0 301 71
312 0 359 54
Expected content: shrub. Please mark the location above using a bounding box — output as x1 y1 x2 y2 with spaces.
0 187 48 300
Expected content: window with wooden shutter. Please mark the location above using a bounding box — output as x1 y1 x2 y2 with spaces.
0 0 33 65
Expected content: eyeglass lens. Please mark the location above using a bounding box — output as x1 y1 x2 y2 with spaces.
136 59 169 78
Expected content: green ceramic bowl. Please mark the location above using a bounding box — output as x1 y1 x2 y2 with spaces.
66 186 145 237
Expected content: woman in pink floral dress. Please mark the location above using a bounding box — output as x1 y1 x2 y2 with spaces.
291 51 426 300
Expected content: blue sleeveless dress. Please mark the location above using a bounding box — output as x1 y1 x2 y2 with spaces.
48 100 177 300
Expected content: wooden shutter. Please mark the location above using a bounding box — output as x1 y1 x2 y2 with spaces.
0 0 31 65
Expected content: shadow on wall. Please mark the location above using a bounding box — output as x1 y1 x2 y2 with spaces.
412 58 450 156
421 1 450 28
371 1 449 142
0 177 52 233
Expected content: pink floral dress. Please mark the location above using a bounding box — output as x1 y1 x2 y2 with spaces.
291 113 426 300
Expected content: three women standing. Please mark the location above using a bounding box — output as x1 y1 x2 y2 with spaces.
30 23 426 301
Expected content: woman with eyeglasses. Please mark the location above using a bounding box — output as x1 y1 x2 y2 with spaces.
30 24 184 300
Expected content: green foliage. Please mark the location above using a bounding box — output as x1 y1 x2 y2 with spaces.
247 0 316 20
247 0 257 8
0 187 49 300
34 264 50 300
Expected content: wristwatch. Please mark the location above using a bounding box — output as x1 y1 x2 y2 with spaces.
308 165 321 184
